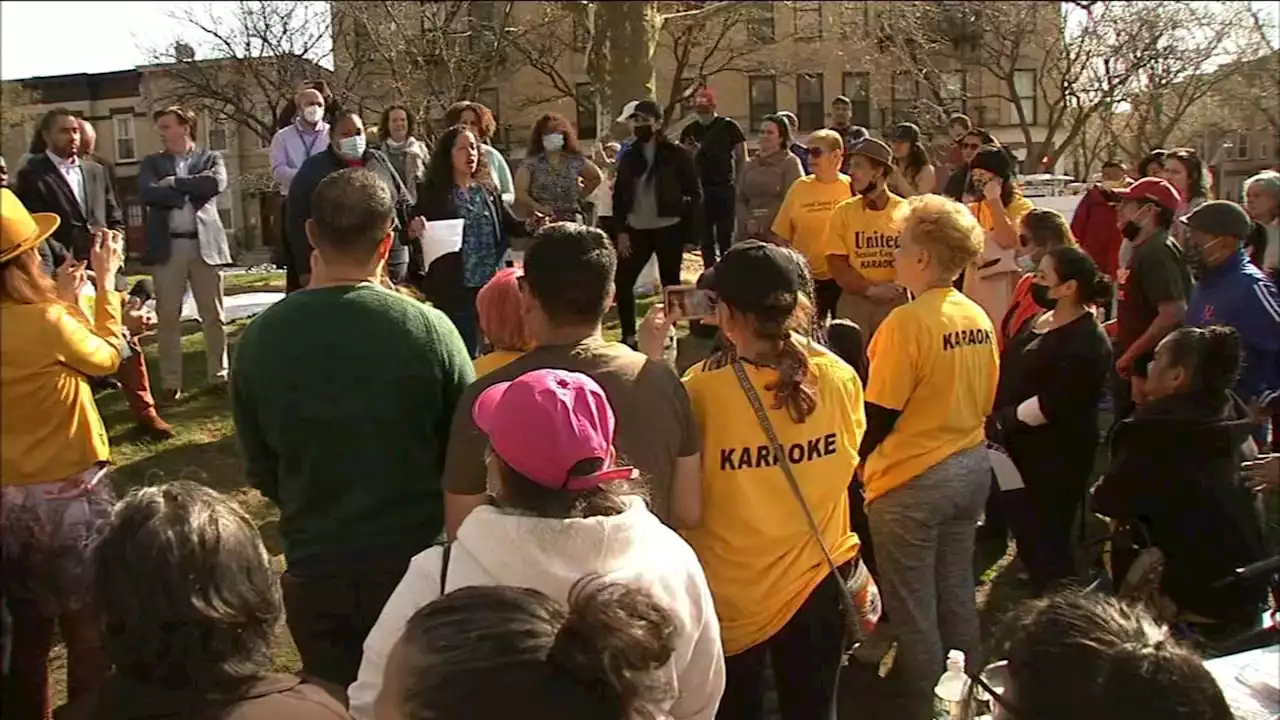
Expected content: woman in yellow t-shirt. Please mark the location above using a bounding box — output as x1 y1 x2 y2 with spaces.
472 266 532 378
860 194 1000 715
0 190 127 718
963 145 1035 325
770 128 852 323
677 240 871 719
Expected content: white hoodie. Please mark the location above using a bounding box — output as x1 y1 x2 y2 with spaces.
347 497 725 719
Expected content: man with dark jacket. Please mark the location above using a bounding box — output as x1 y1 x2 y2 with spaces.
613 99 701 346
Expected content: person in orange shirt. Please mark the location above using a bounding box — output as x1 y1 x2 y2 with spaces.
1001 208 1079 346
0 188 125 720
963 145 1035 326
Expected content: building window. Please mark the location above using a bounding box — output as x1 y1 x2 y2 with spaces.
1231 131 1251 160
794 2 821 40
469 0 499 52
797 73 824 131
126 202 143 227
748 75 777 130
575 82 598 141
114 115 136 162
1012 69 1036 124
207 120 229 152
891 71 917 123
842 72 872 127
939 70 966 114
476 87 501 128
746 3 775 43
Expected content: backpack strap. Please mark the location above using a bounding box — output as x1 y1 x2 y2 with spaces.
439 542 452 595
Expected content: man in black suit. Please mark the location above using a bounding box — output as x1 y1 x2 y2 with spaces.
15 108 172 438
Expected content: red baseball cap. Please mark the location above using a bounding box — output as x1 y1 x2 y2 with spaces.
473 369 637 491
1113 176 1182 212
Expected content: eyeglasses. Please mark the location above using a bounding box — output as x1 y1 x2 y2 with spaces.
808 147 827 158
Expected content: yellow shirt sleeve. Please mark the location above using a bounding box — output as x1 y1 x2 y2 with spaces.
824 201 851 258
865 309 918 411
771 183 797 242
1008 195 1035 226
50 291 124 377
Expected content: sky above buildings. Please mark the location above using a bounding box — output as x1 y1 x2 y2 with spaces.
1 0 1277 82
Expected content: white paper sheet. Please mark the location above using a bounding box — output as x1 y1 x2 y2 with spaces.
419 218 465 269
1204 645 1279 720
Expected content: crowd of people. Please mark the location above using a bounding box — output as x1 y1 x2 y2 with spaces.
1 78 1279 720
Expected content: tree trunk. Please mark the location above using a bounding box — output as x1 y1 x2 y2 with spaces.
591 1 659 136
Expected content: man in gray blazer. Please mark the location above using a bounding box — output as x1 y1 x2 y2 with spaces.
140 106 233 402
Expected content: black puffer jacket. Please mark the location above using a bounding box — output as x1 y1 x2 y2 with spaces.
612 137 701 233
1093 392 1267 623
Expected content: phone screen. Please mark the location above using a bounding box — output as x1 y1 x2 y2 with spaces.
664 285 716 320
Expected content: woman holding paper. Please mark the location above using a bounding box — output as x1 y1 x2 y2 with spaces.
413 124 535 357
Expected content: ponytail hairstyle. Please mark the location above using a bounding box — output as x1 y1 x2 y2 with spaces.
391 579 677 720
740 290 818 424
1044 245 1112 307
1158 325 1242 402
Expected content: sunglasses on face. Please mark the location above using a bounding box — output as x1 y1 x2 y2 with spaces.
808 147 828 158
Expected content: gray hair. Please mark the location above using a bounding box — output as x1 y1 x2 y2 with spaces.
309 167 396 260
1244 169 1280 199
94 481 280 684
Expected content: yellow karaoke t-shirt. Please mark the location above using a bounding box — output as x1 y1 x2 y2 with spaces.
863 287 999 503
771 174 853 281
473 349 524 379
824 193 909 285
681 349 865 655
968 194 1035 234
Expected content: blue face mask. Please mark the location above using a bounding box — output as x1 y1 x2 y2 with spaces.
542 133 565 152
1016 254 1037 273
338 135 366 160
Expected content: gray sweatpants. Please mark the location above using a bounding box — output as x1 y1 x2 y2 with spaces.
867 444 990 717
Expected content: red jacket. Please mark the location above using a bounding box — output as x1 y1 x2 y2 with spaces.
1071 186 1123 278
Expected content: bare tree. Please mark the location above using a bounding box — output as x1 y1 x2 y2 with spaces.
331 1 524 139
1 82 39 138
140 1 345 147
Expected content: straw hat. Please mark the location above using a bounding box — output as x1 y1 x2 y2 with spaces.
0 188 60 264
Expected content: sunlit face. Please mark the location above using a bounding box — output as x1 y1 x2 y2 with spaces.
1143 335 1188 401
1162 157 1190 194
45 114 81 158
808 143 841 176
333 114 364 145
760 120 783 151
459 109 481 135
849 154 884 191
1245 182 1279 222
831 101 851 125
79 120 96 156
891 139 911 159
154 113 191 153
387 109 410 142
1102 166 1126 183
960 134 983 163
453 129 480 175
1032 253 1077 305
970 167 996 190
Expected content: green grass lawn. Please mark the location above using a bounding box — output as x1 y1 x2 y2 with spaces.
48 266 1037 706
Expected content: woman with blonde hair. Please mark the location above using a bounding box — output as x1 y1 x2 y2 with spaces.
859 194 999 715
473 266 532 377
0 189 125 719
1001 207 1079 345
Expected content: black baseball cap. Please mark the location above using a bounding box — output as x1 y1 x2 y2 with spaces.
628 99 663 122
701 241 803 313
891 122 921 143
1180 200 1251 240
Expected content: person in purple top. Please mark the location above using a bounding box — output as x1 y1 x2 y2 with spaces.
270 87 330 291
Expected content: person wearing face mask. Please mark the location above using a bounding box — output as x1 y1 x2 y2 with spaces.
987 246 1112 595
942 128 996 202
286 110 418 290
825 138 909 356
963 145 1035 327
612 100 701 348
271 87 330 292
1001 208 1078 346
734 114 803 244
514 113 602 224
1181 200 1280 420
1103 177 1192 420
679 87 747 268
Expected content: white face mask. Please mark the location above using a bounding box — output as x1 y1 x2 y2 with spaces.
542 133 565 152
338 135 366 160
301 105 324 125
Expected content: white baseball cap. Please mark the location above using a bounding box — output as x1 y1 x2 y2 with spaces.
615 100 640 123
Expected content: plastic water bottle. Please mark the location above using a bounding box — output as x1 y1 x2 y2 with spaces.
933 649 970 719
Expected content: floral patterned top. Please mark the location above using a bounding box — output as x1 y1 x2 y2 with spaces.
454 184 501 288
526 152 587 220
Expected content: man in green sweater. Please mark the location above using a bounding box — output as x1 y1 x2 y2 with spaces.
231 168 473 689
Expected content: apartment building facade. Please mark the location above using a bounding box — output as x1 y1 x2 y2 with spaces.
334 0 1058 167
1 64 304 257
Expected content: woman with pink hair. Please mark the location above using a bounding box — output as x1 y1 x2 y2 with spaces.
473 266 532 377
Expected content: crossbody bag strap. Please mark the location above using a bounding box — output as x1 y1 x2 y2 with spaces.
439 542 453 595
730 360 855 615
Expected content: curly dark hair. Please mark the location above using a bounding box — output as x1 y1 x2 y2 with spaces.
445 101 497 141
379 104 417 143
527 112 582 156
419 124 495 208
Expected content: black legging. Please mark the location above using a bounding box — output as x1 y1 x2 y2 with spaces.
615 223 685 340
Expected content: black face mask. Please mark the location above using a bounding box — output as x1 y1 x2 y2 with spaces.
1121 221 1143 240
633 124 654 143
1030 282 1058 310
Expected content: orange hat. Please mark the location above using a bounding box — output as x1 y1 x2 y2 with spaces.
0 188 60 264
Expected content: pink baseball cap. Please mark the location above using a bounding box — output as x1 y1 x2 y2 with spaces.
472 369 637 490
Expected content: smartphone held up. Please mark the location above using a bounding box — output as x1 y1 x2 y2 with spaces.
663 284 716 321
